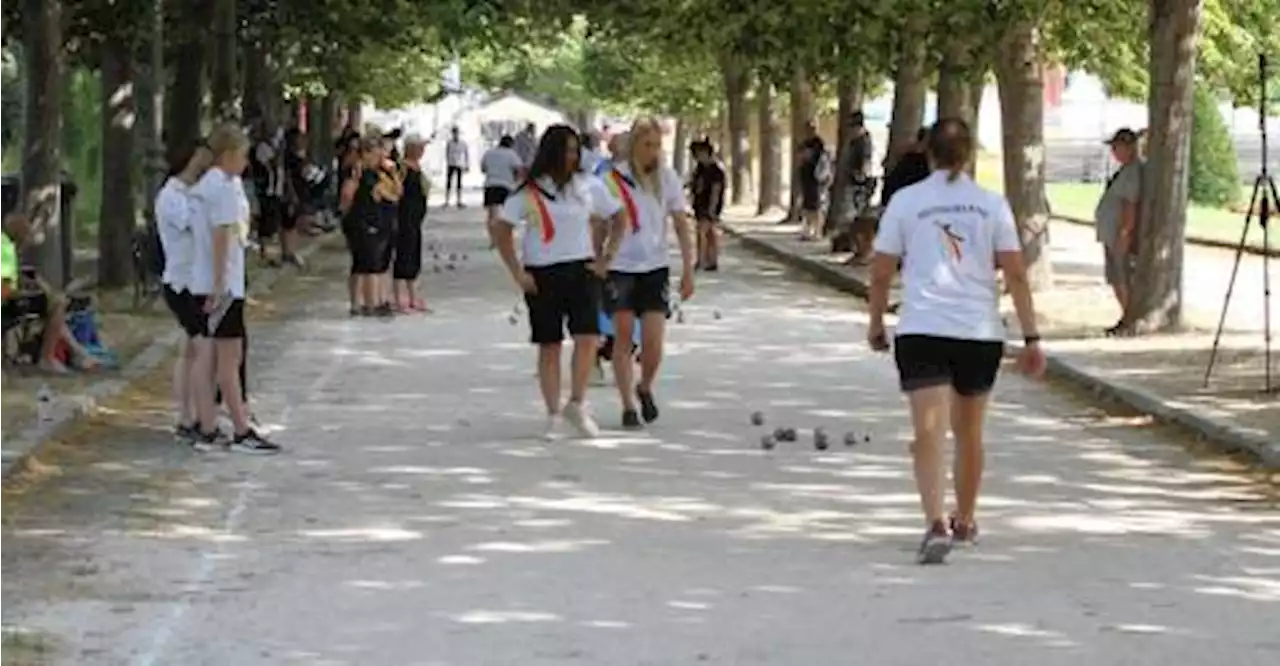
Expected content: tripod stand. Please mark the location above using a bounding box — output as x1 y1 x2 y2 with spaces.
1204 54 1277 393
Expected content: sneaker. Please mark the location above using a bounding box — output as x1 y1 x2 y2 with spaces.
621 409 642 430
562 400 600 439
542 413 561 441
636 386 659 424
916 520 953 565
375 302 396 318
190 429 224 453
704 264 719 272
949 515 979 547
230 429 282 455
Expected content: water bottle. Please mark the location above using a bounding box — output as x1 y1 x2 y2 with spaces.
36 383 54 423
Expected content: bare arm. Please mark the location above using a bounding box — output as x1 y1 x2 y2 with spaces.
492 222 523 282
867 253 898 327
600 210 628 266
1117 201 1139 254
672 210 695 272
996 250 1040 338
212 226 232 294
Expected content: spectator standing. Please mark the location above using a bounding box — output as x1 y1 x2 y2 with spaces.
1092 128 1144 336
444 127 469 208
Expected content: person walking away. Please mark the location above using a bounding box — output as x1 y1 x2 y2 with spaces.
444 127 469 208
601 118 696 429
481 135 524 246
190 123 280 453
514 123 538 173
250 125 288 266
1093 128 1144 336
157 139 216 448
796 121 830 241
689 139 726 271
281 128 312 267
491 124 630 440
867 118 1044 564
394 134 430 312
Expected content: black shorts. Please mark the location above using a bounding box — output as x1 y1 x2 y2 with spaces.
894 334 1004 397
524 260 601 345
801 183 823 212
163 285 206 337
606 267 670 316
483 186 510 207
257 196 285 239
193 296 247 339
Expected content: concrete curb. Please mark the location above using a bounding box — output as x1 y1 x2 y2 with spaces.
723 223 1280 469
1 235 336 478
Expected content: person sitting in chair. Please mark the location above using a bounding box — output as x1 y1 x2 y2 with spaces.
2 213 100 373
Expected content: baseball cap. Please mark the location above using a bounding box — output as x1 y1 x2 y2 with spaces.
1104 128 1139 145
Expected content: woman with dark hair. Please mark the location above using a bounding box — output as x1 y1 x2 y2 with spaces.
867 118 1044 564
491 124 630 440
341 137 395 316
155 139 214 446
394 135 429 312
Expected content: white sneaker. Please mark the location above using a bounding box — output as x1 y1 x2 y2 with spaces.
542 414 561 442
562 400 600 439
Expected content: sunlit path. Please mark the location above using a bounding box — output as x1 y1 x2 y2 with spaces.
3 198 1277 666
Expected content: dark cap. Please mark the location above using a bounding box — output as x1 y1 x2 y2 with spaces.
1104 128 1139 145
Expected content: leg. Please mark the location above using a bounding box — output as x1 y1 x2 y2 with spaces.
637 310 666 393
569 333 598 405
192 336 218 434
695 219 707 268
907 385 951 526
239 330 249 405
536 343 563 415
214 337 249 434
39 294 66 367
611 310 638 412
706 221 720 268
950 391 989 528
173 337 193 426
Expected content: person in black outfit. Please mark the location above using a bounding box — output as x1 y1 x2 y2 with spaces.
281 128 312 267
374 141 403 314
688 139 726 271
881 127 931 206
394 135 429 312
796 121 829 240
340 138 395 316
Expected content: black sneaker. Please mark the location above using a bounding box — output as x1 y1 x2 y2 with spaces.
375 302 396 318
949 515 979 547
637 386 659 423
917 520 953 565
621 409 642 430
704 264 719 272
190 429 223 453
231 429 282 455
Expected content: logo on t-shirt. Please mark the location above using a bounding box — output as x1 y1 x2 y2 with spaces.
935 221 966 262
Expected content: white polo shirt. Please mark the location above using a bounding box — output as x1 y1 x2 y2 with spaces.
189 168 251 299
603 163 686 274
155 177 198 291
497 174 621 268
872 170 1021 342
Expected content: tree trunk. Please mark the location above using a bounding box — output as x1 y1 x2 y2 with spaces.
756 76 782 214
672 117 689 174
826 69 864 232
165 0 210 157
21 0 65 286
209 0 238 122
886 37 927 173
242 40 265 122
316 94 337 166
306 96 324 157
345 98 363 131
722 56 751 206
1127 0 1204 333
967 66 987 176
995 24 1053 292
98 39 137 289
786 66 814 222
134 0 165 215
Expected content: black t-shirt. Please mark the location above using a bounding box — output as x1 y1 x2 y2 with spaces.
284 151 311 205
691 162 726 216
880 150 931 206
799 136 826 185
399 165 428 227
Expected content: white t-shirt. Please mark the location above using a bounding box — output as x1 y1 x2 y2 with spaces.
481 146 523 189
155 177 198 291
872 171 1021 342
603 163 686 273
497 174 621 268
189 169 251 299
446 139 469 168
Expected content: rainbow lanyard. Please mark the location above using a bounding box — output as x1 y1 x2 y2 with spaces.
604 168 642 232
525 186 556 243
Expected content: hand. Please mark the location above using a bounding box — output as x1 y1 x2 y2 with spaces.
587 259 610 279
866 321 891 352
1018 341 1047 379
202 294 219 314
514 270 537 294
679 271 695 301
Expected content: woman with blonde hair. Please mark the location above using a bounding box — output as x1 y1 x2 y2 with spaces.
190 123 280 453
598 117 695 428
